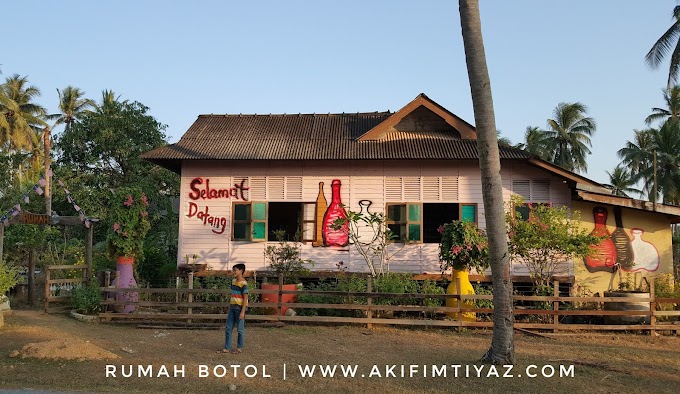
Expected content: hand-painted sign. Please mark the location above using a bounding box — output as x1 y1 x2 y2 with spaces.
188 178 249 201
21 210 51 225
187 202 228 234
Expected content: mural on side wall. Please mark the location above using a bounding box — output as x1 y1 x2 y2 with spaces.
584 206 659 273
320 179 349 247
186 177 249 235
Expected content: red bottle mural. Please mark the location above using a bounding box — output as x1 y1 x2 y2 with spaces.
322 179 349 247
585 207 617 273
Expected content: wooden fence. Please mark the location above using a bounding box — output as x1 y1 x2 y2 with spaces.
44 264 88 313
97 273 680 335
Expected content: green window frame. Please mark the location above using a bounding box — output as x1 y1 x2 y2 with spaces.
460 203 478 225
232 202 267 241
386 203 422 243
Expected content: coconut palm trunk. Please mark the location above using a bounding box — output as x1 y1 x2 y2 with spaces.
458 0 514 364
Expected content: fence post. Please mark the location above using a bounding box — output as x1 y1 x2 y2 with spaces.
277 273 283 321
650 279 656 337
104 271 111 313
367 276 373 329
456 276 462 333
175 277 180 304
553 280 559 333
188 272 194 324
44 267 51 312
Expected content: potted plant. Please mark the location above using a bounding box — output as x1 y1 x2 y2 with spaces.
106 187 151 313
438 221 490 322
0 260 19 317
70 279 103 322
603 269 651 325
261 230 313 315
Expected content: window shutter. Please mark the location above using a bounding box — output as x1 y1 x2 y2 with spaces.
406 203 422 242
249 177 267 200
512 180 531 199
531 180 550 202
267 177 285 200
403 177 421 201
285 176 303 200
385 177 402 201
422 177 440 201
251 202 267 241
441 177 459 201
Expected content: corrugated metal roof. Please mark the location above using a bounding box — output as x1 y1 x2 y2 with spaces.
142 112 533 166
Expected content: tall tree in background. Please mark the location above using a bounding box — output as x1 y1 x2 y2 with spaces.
604 165 642 197
645 85 680 125
49 86 96 130
646 5 680 88
0 74 47 183
459 0 514 364
543 102 596 173
618 129 656 199
515 126 550 160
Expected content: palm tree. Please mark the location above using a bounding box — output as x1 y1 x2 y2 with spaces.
604 166 642 197
619 122 680 204
646 6 680 87
459 0 514 364
496 130 512 146
48 86 96 130
515 126 550 160
0 74 47 183
543 102 596 173
97 89 126 115
617 129 655 199
645 85 680 125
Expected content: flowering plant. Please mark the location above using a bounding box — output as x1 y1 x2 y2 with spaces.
438 220 490 273
106 187 151 258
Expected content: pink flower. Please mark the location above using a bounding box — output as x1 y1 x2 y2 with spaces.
140 211 148 217
113 223 120 232
451 245 463 254
122 231 128 238
141 193 149 206
437 225 445 234
123 195 133 207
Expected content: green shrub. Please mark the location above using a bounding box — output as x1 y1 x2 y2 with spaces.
0 261 19 302
71 280 103 314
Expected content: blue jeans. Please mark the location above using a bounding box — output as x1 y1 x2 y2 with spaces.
224 305 245 350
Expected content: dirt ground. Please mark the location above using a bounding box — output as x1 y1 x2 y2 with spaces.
1 310 679 394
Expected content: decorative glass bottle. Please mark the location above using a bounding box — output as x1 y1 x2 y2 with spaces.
312 182 327 247
322 179 348 247
629 228 660 272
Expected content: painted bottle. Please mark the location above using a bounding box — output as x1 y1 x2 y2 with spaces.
322 179 349 247
629 228 660 272
610 206 633 270
584 207 617 273
312 182 327 247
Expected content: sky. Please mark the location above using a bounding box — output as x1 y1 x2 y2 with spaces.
2 1 676 185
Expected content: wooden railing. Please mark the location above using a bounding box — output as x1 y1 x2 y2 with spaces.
44 264 88 313
97 274 680 335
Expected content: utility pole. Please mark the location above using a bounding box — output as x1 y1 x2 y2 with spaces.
653 151 658 211
44 126 51 216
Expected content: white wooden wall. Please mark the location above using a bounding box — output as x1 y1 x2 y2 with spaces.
178 160 573 276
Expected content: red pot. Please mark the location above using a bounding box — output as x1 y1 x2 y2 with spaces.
260 283 297 315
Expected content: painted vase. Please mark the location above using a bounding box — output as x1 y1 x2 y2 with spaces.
584 207 617 273
445 270 476 322
115 256 138 313
610 206 633 270
628 228 660 272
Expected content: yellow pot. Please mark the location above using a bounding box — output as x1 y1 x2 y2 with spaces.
446 270 476 322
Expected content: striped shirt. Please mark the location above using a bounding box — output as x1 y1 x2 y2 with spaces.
230 279 249 306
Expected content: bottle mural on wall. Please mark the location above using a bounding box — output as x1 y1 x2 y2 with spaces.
628 228 660 272
322 179 349 247
610 206 633 270
355 200 374 245
312 182 327 247
584 207 617 273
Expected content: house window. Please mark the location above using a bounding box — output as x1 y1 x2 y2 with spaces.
232 202 267 241
386 203 422 242
514 202 551 221
388 202 478 243
512 179 551 202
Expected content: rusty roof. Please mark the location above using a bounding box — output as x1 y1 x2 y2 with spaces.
142 110 532 173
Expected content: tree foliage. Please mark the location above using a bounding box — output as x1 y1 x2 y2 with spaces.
506 196 603 292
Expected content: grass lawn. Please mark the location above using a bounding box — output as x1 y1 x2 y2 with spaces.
1 310 679 393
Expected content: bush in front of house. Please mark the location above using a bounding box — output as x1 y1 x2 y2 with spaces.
71 279 103 314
